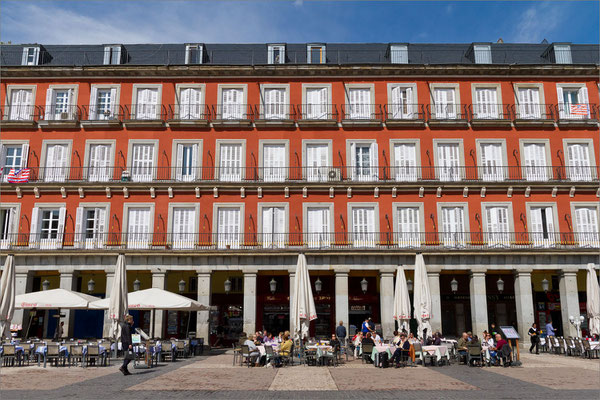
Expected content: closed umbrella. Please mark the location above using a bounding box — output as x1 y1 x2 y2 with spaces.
393 264 411 334
412 253 432 340
108 254 128 341
586 263 600 336
0 255 15 339
291 254 317 339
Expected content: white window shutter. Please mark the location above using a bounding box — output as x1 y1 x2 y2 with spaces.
579 86 590 118
44 89 53 121
390 86 402 118
74 207 84 248
89 87 98 119
96 208 106 246
57 207 66 248
103 47 111 64
29 207 39 248
349 142 356 180
371 142 379 179
406 87 414 117
20 143 29 169
176 144 184 181
556 86 564 118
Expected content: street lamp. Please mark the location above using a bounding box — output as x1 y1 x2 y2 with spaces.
42 279 50 291
569 315 585 337
496 277 504 293
360 278 368 294
541 277 549 292
87 278 96 293
133 278 141 292
314 277 322 294
406 279 413 292
269 278 277 294
178 279 186 293
224 278 232 294
450 277 458 293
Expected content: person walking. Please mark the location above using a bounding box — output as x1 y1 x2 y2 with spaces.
528 323 540 354
119 314 134 376
545 320 556 337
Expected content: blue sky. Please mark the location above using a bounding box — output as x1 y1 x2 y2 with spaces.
1 1 598 44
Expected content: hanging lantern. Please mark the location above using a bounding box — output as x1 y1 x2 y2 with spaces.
541 277 549 292
224 278 232 294
133 278 141 292
360 278 368 294
42 279 50 291
178 279 186 293
87 278 96 293
269 278 277 294
406 279 413 292
496 277 504 293
450 277 458 293
315 277 322 293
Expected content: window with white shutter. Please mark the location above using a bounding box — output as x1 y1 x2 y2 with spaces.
45 88 74 121
8 89 33 120
176 143 198 182
350 142 378 181
433 88 457 119
441 206 466 247
131 143 155 182
0 208 17 249
172 207 196 249
37 207 66 250
348 88 371 119
221 88 244 119
307 45 325 64
219 143 243 182
178 87 203 120
396 207 420 248
22 47 40 66
305 87 328 119
566 143 592 181
523 143 548 181
1 144 28 182
574 206 599 247
554 44 572 64
390 45 408 64
261 206 285 248
479 142 504 181
44 143 69 182
306 144 329 182
393 143 418 181
103 45 122 65
529 206 556 247
127 207 151 249
352 207 376 248
75 207 107 249
517 87 541 119
474 88 498 119
437 143 461 181
88 144 112 182
268 45 285 64
263 88 286 119
185 44 203 64
263 144 286 182
389 86 414 119
217 207 241 249
473 45 491 64
135 88 159 120
90 87 118 120
306 207 330 248
485 206 510 247
558 85 590 119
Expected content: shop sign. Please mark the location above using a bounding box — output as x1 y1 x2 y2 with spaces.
536 302 546 311
350 305 366 311
548 302 561 311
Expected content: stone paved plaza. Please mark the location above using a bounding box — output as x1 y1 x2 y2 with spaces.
1 351 599 399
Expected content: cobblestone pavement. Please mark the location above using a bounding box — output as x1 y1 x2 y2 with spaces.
1 350 599 399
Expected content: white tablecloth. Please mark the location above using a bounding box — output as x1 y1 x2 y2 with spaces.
422 345 446 362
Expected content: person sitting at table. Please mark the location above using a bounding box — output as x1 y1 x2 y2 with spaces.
457 332 469 363
330 333 341 353
279 334 293 357
264 333 275 345
238 332 248 347
353 332 363 358
244 335 262 367
390 332 411 367
373 331 382 346
277 332 284 343
426 332 442 346
407 332 417 343
362 332 374 347
392 331 401 345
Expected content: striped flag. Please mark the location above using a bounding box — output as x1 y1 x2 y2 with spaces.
570 104 589 116
6 168 31 183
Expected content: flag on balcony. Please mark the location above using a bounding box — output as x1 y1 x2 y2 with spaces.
6 168 30 183
570 104 589 116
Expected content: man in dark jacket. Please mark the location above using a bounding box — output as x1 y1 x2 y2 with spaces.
119 314 134 375
335 321 347 351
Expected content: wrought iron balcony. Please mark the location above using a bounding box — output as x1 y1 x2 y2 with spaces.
469 104 513 127
166 104 210 127
122 104 167 127
554 103 598 126
340 104 384 126
0 105 41 127
426 104 469 126
81 104 125 125
253 104 296 127
384 104 426 127
511 103 555 126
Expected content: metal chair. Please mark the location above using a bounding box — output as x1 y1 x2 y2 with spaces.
361 343 374 364
467 344 483 367
232 343 241 366
240 344 254 367
69 345 84 367
46 344 62 367
1 344 17 367
86 345 102 367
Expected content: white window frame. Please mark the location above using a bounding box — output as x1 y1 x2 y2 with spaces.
216 139 246 182
301 84 332 120
307 44 326 64
83 140 116 182
174 84 205 120
4 85 36 121
217 84 248 119
0 203 20 249
433 139 464 181
185 44 203 65
0 140 29 182
556 83 590 119
392 202 425 248
348 203 379 248
88 84 120 120
74 202 111 249
475 139 508 181
526 202 559 248
259 84 290 119
570 202 600 248
122 203 155 249
390 44 408 64
103 45 122 65
553 44 572 64
44 85 79 121
302 139 333 182
267 44 285 64
213 203 245 249
513 83 546 119
257 202 289 248
302 203 334 249
437 202 470 247
131 84 163 120
429 83 461 119
22 47 40 66
171 139 202 181
473 45 492 64
344 83 375 120
346 139 379 182
259 139 289 182
562 139 596 181
168 203 200 249
39 140 72 183
389 139 420 182
387 83 418 119
30 203 66 250
481 202 514 248
471 83 503 119
127 139 159 182
519 139 552 182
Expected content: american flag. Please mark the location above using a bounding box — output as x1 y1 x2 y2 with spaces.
570 104 589 116
6 168 31 183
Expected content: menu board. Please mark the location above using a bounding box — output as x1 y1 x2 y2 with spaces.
500 326 520 339
132 334 141 344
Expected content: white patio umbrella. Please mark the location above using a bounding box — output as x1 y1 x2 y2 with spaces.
291 253 317 340
108 254 128 341
412 253 432 340
0 255 16 339
392 264 411 334
89 288 210 311
586 263 600 336
14 288 99 309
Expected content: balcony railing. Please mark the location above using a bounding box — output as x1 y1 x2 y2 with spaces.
81 104 125 122
211 104 254 121
123 103 168 121
166 104 210 121
253 104 296 121
511 103 555 121
426 104 469 121
469 104 512 121
384 104 425 121
341 104 384 121
555 103 598 121
14 165 599 184
39 105 81 122
296 104 339 122
1 105 41 121
6 231 599 251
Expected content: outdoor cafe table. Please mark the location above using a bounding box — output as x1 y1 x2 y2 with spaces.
421 345 447 363
371 344 416 366
305 345 333 363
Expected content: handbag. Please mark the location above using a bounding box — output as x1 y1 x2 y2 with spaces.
125 350 135 360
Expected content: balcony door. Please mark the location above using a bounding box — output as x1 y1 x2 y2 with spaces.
437 143 461 181
263 144 286 182
441 206 466 247
480 143 504 181
127 207 151 249
262 207 285 248
172 207 196 249
88 144 112 182
131 144 155 182
529 206 555 248
306 207 330 248
523 143 548 181
306 144 329 182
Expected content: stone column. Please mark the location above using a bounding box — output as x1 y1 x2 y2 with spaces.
469 271 489 337
514 270 535 343
427 271 442 334
151 271 166 338
243 271 257 335
289 270 295 333
379 270 395 338
196 270 211 346
335 271 349 335
102 271 115 338
59 272 77 338
559 270 580 337
14 271 33 338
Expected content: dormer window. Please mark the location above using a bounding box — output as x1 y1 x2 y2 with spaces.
473 45 492 64
390 44 408 64
103 45 122 65
554 44 572 64
307 44 326 64
21 47 40 66
185 44 203 64
268 44 285 64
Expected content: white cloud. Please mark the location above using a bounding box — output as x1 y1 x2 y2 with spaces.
510 2 563 43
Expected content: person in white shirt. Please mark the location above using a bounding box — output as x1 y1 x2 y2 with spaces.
373 332 382 346
392 331 401 346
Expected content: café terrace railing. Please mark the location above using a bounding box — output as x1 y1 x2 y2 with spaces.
13 165 599 184
4 231 599 251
